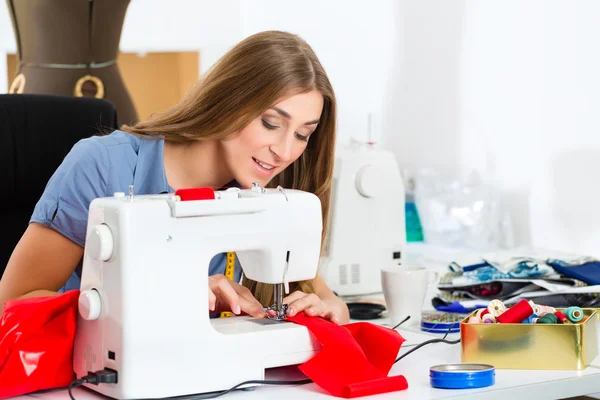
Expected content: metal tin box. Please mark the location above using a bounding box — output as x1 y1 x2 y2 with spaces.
460 308 598 370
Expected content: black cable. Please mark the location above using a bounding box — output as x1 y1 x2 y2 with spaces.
156 379 313 400
391 315 411 330
393 324 460 364
69 369 118 400
68 378 87 400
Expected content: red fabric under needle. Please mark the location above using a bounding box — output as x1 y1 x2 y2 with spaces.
287 313 409 398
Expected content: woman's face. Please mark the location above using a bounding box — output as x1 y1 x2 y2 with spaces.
222 90 324 188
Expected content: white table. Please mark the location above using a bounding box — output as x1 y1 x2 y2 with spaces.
15 318 600 400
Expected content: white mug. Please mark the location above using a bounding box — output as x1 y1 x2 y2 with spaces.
381 265 439 327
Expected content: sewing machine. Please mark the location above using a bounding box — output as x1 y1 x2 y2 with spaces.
321 139 406 297
73 184 323 399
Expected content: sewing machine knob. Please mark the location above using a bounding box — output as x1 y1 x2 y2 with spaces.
79 289 102 320
88 224 114 261
355 165 384 197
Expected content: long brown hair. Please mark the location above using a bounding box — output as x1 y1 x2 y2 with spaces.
122 30 337 306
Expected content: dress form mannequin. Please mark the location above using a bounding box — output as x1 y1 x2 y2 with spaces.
6 0 138 125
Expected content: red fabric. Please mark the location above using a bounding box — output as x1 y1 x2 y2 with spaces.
0 290 79 399
287 313 408 398
175 187 216 201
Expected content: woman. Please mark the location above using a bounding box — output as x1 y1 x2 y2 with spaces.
0 30 349 324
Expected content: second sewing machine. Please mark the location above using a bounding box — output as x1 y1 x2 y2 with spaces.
73 184 324 399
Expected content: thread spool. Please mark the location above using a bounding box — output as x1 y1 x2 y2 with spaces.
468 316 482 324
496 299 535 324
528 300 537 313
554 311 571 324
564 306 584 323
521 314 538 324
536 305 557 317
536 314 558 324
487 300 506 317
481 314 496 324
476 308 490 319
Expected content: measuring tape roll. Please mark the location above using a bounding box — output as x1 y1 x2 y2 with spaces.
220 252 237 318
430 363 495 389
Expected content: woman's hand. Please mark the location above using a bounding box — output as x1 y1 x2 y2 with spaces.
283 291 346 325
208 274 265 318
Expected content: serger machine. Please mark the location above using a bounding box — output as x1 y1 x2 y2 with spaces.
321 139 406 297
73 184 323 399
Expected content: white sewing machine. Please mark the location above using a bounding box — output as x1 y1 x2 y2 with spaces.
321 139 406 297
73 184 323 399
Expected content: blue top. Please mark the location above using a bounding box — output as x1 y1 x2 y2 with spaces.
30 130 242 292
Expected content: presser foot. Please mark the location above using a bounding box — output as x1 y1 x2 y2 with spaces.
264 304 288 321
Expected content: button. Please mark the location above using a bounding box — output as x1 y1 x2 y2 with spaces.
79 289 102 320
88 224 114 261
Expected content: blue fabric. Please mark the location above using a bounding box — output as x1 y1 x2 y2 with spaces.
433 301 488 314
546 260 600 285
29 130 241 292
442 262 550 286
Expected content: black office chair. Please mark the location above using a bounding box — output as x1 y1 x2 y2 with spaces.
0 94 119 278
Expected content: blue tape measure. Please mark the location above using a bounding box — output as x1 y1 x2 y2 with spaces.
430 363 495 389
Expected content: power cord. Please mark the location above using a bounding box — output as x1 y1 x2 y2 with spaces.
394 324 460 364
155 379 313 400
392 315 411 330
68 369 118 400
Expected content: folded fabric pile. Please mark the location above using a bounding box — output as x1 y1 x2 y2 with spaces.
432 247 600 313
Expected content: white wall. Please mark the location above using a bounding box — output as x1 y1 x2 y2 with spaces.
240 0 398 145
383 1 466 176
385 0 600 257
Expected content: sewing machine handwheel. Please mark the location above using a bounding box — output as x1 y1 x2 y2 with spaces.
88 224 114 261
79 289 102 320
355 165 384 198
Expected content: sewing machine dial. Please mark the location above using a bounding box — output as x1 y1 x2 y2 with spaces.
355 164 385 198
88 224 114 261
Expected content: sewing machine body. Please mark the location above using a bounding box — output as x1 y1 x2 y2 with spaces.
322 140 406 296
73 187 323 399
